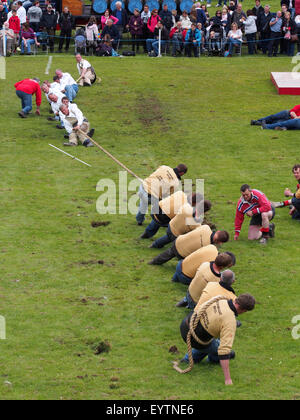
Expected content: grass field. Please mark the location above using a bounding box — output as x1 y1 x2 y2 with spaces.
0 52 300 400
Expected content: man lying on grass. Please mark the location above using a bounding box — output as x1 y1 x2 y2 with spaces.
175 293 256 386
251 104 300 130
273 164 300 221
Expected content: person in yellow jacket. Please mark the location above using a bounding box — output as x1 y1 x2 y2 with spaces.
179 293 256 386
150 199 212 249
149 225 229 265
172 244 219 285
176 255 236 309
136 164 188 225
140 191 202 240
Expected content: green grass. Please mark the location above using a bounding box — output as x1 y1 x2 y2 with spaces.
0 52 300 400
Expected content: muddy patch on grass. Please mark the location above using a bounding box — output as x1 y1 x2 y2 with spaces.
78 260 105 266
136 94 169 130
91 221 111 228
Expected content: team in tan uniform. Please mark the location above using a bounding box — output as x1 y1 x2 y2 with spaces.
149 225 229 265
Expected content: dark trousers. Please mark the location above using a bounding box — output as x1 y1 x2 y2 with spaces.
45 28 55 51
185 42 199 57
59 29 72 51
30 22 40 32
150 242 182 265
268 32 281 56
131 34 141 51
292 197 300 219
246 33 256 55
260 31 270 54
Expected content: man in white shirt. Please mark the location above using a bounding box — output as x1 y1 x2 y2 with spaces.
55 69 79 102
16 1 27 25
59 98 94 147
75 54 96 86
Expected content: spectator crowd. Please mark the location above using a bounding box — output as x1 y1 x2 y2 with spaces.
0 0 300 57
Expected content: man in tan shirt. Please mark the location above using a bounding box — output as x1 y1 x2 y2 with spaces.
176 255 236 309
179 293 256 385
149 225 229 265
136 164 187 226
172 244 219 285
141 191 202 240
150 199 212 249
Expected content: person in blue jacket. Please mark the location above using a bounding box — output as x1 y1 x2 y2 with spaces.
185 23 201 57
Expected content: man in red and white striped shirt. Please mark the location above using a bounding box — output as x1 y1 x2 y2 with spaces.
234 184 275 245
15 78 42 118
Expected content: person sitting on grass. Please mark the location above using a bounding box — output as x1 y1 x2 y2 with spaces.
274 164 300 221
59 99 94 148
15 77 41 118
20 22 40 55
55 69 78 102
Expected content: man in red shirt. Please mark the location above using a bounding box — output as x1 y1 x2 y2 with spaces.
234 184 275 245
250 105 300 130
14 78 42 118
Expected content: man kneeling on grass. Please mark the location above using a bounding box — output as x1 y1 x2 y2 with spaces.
176 293 256 386
59 98 94 148
274 164 300 221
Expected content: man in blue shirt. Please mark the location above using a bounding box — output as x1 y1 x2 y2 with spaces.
268 11 282 56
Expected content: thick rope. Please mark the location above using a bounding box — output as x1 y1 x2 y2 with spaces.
173 295 228 374
78 129 143 182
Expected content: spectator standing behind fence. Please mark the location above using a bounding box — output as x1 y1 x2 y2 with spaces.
141 4 150 52
252 0 264 17
112 1 128 39
40 3 57 53
20 22 40 54
241 10 257 55
0 3 7 29
257 5 272 54
282 10 297 56
8 8 20 47
268 11 282 57
0 21 14 55
195 2 206 28
129 9 143 53
220 6 231 35
85 15 99 55
231 3 246 29
147 9 161 36
180 10 192 30
171 9 180 28
27 1 42 32
159 3 173 31
100 9 118 30
57 6 74 53
15 1 27 26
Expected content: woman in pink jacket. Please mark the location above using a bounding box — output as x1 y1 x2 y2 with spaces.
101 9 119 31
147 9 161 35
